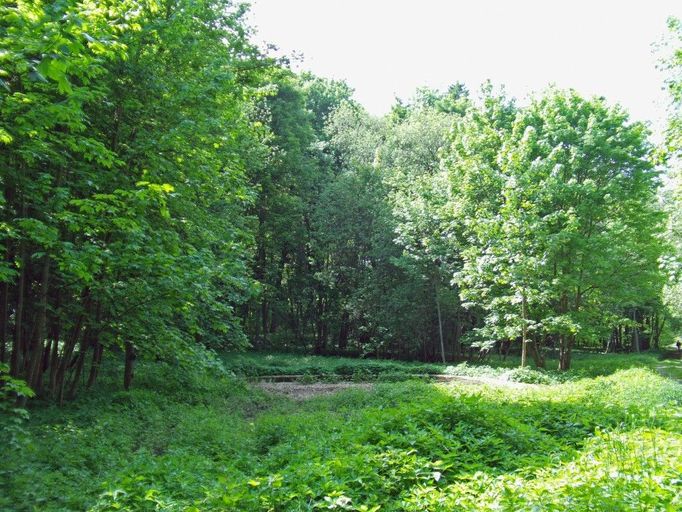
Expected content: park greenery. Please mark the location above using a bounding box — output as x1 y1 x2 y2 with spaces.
2 1 682 511
3 353 682 510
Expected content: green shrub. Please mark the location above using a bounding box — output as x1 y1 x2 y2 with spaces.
505 366 558 384
0 363 34 449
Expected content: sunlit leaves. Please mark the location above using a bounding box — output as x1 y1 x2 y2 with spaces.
446 89 663 365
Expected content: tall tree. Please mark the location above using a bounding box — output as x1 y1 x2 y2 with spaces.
447 89 663 370
0 0 267 397
661 17 682 339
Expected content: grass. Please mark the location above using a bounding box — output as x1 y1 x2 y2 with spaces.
221 351 448 379
221 350 669 383
2 352 681 511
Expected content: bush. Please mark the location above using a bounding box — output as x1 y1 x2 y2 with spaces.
0 363 34 449
504 366 558 384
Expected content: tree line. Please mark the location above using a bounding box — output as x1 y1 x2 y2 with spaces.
1 1 681 399
246 82 668 372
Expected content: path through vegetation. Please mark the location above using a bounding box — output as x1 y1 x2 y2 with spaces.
255 381 375 400
254 374 532 400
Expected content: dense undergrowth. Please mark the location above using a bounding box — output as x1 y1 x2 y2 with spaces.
2 353 681 511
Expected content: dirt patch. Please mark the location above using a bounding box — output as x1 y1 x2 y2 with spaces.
255 381 373 400
254 375 532 400
436 374 533 389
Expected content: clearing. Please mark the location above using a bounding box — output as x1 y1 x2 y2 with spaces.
3 351 682 511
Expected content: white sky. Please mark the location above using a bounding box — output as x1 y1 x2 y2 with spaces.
247 0 682 135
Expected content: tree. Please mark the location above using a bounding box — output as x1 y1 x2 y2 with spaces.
661 17 682 342
447 89 663 370
241 71 356 349
0 0 134 395
383 104 466 362
0 0 267 397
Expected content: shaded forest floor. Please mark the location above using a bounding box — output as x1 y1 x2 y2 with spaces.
2 352 682 511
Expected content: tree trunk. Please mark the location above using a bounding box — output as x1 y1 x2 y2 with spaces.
558 334 573 371
613 325 623 352
0 273 8 364
520 292 528 368
315 324 324 353
435 280 446 364
453 312 462 361
530 335 545 368
0 184 14 364
86 341 103 389
9 242 26 378
604 329 615 354
123 341 135 391
54 300 88 404
48 328 60 394
632 309 640 353
27 256 51 390
338 311 349 350
654 314 665 350
36 341 51 395
501 340 511 361
66 331 92 400
556 292 573 371
261 300 269 342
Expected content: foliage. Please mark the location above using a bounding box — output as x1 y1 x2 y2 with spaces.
246 80 670 369
222 352 446 379
662 17 682 340
445 88 664 369
2 354 681 511
0 0 266 397
1 6 681 512
0 362 34 449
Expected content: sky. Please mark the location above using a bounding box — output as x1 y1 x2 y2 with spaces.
247 0 682 136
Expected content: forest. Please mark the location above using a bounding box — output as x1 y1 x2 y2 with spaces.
2 1 682 511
